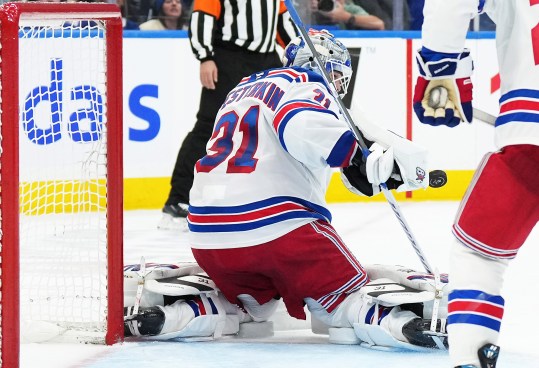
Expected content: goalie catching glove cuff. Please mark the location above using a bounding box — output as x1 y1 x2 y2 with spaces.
341 140 404 197
413 47 474 127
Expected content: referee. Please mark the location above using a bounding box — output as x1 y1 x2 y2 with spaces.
160 0 298 229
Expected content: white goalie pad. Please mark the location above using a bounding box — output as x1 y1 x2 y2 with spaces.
364 264 449 293
348 103 429 192
150 314 238 342
144 274 218 296
353 324 434 352
359 278 435 306
124 262 211 307
363 264 449 321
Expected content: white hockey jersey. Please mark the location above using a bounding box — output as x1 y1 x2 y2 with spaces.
422 0 539 148
188 67 358 249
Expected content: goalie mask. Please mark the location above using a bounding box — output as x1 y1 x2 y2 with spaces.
282 29 353 97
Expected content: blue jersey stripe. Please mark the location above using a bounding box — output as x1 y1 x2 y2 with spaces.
496 112 539 126
188 210 327 233
189 195 331 220
449 289 505 305
448 313 502 332
499 88 539 102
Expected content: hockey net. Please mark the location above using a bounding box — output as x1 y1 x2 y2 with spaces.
0 3 123 366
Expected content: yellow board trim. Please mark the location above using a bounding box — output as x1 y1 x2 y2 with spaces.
123 170 474 210
326 169 474 202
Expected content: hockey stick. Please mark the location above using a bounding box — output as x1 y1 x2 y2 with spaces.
428 86 496 127
473 107 496 126
284 0 434 273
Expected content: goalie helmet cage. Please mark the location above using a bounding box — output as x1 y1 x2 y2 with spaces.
0 2 124 367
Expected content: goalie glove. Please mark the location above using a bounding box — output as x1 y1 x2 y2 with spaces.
341 137 404 197
413 47 474 127
340 111 429 196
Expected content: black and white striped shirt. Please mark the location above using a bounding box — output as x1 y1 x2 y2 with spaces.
189 0 297 61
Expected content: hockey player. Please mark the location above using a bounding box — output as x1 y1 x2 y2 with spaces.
125 29 445 348
413 1 539 367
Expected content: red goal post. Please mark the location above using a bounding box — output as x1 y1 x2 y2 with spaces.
0 2 123 367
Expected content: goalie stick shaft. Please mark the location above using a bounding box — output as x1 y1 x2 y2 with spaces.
284 0 434 273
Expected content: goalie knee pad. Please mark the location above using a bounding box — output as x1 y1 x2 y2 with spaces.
237 294 279 322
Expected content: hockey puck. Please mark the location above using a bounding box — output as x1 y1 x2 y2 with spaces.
428 86 448 109
429 170 447 188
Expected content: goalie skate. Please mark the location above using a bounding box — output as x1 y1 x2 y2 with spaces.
124 306 166 337
352 317 448 352
402 318 448 350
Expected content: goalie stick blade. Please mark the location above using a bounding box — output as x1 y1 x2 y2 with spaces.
144 274 217 296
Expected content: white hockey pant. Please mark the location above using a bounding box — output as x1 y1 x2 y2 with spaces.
448 242 509 367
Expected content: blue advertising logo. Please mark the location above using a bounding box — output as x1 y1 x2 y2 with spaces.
22 58 160 145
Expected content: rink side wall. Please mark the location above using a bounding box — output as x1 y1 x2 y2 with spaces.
119 31 497 209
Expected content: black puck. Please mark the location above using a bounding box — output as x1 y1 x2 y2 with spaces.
429 170 448 188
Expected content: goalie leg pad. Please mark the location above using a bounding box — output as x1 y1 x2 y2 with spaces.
353 324 433 352
125 294 236 341
124 262 206 307
354 305 448 351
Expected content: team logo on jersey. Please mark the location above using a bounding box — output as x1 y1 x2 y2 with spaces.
416 167 426 182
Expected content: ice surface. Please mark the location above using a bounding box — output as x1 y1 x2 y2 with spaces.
21 202 539 367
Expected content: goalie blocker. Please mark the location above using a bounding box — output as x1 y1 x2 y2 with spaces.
123 261 450 350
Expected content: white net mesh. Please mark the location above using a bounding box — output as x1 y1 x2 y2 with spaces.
18 18 110 343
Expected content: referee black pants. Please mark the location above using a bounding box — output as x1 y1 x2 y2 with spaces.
165 46 281 206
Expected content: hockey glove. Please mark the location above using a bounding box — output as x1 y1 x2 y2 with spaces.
413 47 474 127
341 142 403 197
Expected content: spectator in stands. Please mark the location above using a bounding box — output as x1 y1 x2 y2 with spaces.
139 0 186 30
407 0 424 30
118 0 141 30
180 0 193 26
125 0 152 24
311 0 384 30
353 0 410 30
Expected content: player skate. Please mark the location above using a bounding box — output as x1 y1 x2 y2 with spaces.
454 343 500 368
157 202 189 231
